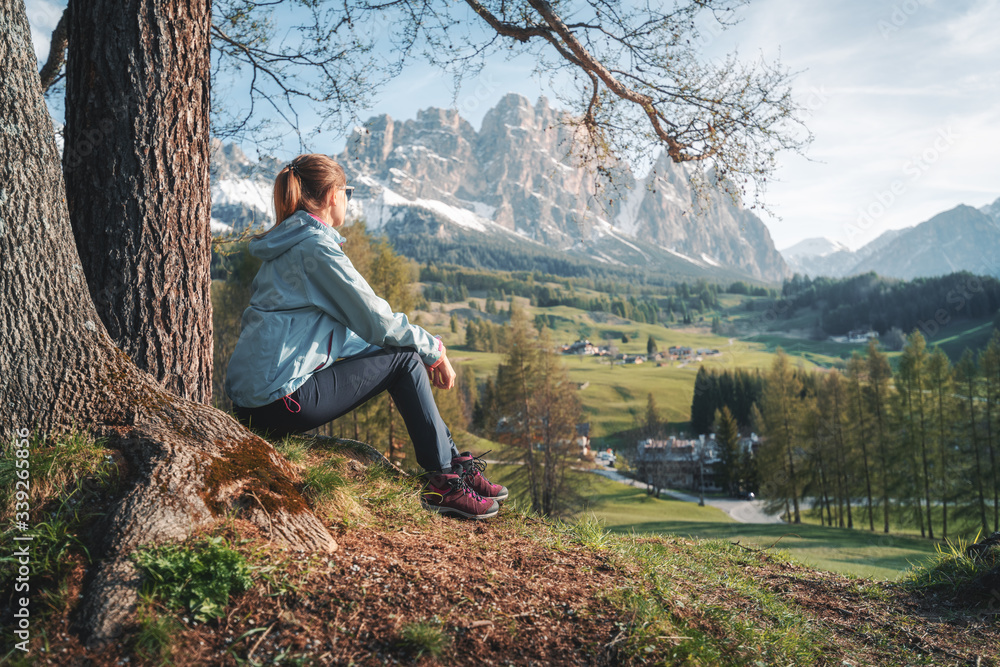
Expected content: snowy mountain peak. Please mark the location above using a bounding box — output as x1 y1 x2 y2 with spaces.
981 196 1000 225
780 237 849 260
211 95 790 281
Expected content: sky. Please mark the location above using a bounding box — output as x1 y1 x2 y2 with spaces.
25 0 1000 252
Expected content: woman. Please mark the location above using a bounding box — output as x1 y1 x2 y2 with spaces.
225 154 506 520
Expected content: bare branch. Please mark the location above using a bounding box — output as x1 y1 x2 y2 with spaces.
39 9 68 93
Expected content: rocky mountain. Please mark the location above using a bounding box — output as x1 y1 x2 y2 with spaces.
337 94 789 282
780 237 854 277
851 205 1000 280
982 197 1000 223
210 94 791 282
780 228 908 278
209 140 282 234
780 200 1000 280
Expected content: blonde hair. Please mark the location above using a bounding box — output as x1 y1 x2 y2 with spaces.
257 154 346 238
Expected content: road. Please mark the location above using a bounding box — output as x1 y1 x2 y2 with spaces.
588 468 784 524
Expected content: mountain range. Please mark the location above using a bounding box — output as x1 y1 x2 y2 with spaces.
211 94 789 283
210 94 1000 286
781 201 1000 280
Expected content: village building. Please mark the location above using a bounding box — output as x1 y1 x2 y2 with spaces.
634 435 722 493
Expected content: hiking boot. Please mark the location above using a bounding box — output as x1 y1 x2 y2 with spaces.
421 473 499 520
451 451 509 502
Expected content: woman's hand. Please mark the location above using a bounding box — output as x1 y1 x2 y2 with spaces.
429 352 456 390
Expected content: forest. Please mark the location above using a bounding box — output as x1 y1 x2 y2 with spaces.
775 271 1000 337
753 337 1000 541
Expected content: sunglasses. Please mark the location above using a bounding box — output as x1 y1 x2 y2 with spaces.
343 185 354 202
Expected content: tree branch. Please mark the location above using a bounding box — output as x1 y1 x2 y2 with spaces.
524 0 690 160
39 9 69 93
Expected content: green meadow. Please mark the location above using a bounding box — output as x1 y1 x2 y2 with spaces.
420 293 971 583
486 465 942 581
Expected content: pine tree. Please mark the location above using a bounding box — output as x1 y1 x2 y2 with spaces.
714 406 740 496
691 366 714 435
647 335 658 356
644 393 661 439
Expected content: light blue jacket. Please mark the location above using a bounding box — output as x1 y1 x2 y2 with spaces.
225 210 443 408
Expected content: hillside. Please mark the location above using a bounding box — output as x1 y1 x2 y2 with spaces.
4 434 998 666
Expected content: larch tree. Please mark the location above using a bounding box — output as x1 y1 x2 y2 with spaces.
866 339 894 534
818 370 852 529
846 352 875 531
956 350 990 534
979 331 1000 532
491 306 581 516
898 331 933 539
760 349 802 524
925 347 952 540
63 0 214 404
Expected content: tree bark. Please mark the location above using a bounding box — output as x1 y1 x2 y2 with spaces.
1 0 335 644
64 0 213 404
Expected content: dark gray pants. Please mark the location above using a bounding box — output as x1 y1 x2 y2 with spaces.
234 347 459 472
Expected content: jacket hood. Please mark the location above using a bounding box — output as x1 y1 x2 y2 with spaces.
249 210 346 261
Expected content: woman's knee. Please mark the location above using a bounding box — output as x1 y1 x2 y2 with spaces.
394 348 423 372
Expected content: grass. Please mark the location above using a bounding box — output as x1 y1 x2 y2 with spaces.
600 537 831 665
8 430 998 665
928 318 996 361
397 617 450 659
479 465 944 581
302 458 347 502
743 333 855 365
593 484 940 580
132 609 183 664
0 431 117 618
797 504 989 544
903 531 999 598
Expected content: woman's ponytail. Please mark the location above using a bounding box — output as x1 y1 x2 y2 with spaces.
273 165 303 226
257 154 346 238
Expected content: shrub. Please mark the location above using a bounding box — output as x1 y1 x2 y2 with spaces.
133 536 252 622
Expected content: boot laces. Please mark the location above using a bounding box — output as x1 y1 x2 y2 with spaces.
452 473 486 503
467 450 491 476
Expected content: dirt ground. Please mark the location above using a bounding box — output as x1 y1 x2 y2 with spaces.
16 512 1000 666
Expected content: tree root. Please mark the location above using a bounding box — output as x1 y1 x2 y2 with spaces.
73 385 336 645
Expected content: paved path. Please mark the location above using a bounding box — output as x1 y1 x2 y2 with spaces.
588 468 784 524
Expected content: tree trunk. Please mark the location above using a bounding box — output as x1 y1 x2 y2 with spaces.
966 378 989 534
63 0 213 404
0 0 335 644
852 381 875 531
